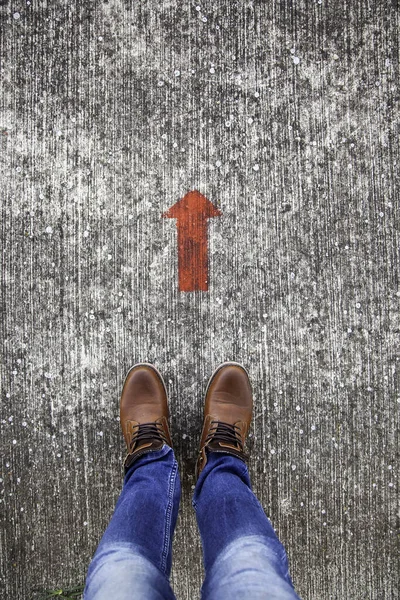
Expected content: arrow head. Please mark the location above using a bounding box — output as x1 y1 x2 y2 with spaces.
162 190 222 220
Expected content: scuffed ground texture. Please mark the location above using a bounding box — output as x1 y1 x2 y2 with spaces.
0 1 399 598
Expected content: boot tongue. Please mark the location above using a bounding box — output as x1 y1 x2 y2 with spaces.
130 423 164 452
202 421 249 467
208 422 240 451
136 438 163 451
208 440 238 451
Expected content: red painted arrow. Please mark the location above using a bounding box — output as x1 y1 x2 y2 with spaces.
162 190 222 292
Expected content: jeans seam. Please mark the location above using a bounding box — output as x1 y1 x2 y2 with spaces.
161 455 178 574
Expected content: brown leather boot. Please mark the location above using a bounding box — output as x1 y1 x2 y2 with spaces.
120 363 172 472
196 362 253 479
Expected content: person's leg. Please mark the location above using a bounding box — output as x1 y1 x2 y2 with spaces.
194 362 301 600
84 363 180 600
193 452 300 600
85 445 180 600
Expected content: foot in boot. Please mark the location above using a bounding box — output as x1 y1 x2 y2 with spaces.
196 362 253 479
120 363 172 472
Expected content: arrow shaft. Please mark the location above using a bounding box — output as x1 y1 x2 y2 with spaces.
176 218 209 292
163 190 222 292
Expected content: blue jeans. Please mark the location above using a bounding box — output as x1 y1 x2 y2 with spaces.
84 445 301 599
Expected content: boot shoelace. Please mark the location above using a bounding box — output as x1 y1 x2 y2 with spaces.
129 421 168 450
206 420 244 451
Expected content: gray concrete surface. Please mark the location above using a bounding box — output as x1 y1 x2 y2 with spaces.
1 1 399 598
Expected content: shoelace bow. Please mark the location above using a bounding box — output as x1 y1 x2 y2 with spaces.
129 421 167 450
205 420 244 451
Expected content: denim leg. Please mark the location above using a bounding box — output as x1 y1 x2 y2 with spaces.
193 453 301 600
84 445 180 600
